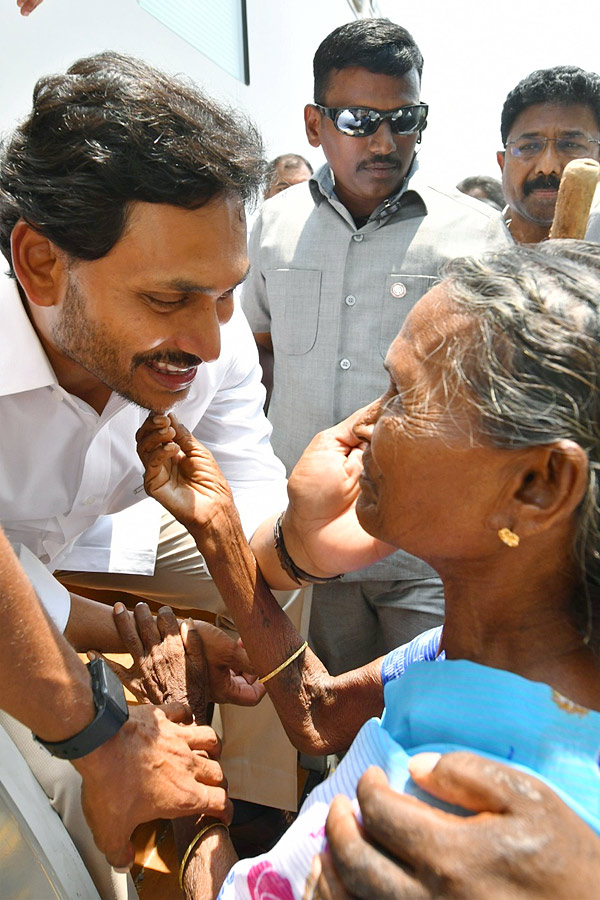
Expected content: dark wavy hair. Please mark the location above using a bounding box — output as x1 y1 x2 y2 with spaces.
0 52 265 269
501 65 600 144
313 18 423 104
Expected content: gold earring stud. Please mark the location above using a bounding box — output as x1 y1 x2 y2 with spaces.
498 527 520 548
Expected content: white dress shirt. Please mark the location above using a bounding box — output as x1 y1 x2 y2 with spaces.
0 276 287 627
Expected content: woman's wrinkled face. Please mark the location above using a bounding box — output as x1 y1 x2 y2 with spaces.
354 284 513 564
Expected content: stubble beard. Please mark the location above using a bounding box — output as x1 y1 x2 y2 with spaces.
51 276 151 410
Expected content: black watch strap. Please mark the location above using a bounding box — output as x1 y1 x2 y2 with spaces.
34 658 129 760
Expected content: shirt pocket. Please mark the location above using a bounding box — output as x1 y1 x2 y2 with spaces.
379 274 437 358
265 268 322 356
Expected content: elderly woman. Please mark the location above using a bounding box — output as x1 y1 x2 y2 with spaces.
128 240 600 899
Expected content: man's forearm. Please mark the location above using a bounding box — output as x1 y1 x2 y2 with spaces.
65 593 127 653
0 528 96 740
249 509 341 590
249 513 304 590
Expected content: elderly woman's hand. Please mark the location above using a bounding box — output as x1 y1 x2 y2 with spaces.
182 619 265 708
103 602 210 723
102 603 265 719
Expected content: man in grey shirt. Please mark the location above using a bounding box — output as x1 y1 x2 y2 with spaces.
242 18 510 674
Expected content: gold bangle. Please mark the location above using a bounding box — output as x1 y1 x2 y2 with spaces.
258 641 308 684
178 822 229 890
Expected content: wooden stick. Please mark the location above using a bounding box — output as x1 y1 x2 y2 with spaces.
549 158 600 239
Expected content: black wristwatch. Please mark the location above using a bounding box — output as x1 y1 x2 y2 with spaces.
34 657 129 760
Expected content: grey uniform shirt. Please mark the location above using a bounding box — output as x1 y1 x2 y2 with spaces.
243 161 511 582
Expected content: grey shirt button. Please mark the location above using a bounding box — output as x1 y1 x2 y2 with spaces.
391 281 407 298
340 358 352 370
352 233 364 242
345 295 356 306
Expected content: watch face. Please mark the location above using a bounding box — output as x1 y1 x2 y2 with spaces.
89 658 129 722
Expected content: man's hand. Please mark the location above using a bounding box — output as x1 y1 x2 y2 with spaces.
136 413 236 533
316 755 600 899
73 701 231 871
283 411 396 578
16 0 44 15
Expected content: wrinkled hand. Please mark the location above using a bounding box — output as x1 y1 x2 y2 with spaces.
16 0 44 14
102 602 210 724
102 602 264 711
136 413 236 532
284 411 395 577
183 619 264 707
317 755 600 899
73 701 231 871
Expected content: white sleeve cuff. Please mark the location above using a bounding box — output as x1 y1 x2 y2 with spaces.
14 544 71 633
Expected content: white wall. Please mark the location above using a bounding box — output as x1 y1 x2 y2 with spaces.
0 0 356 171
379 0 600 188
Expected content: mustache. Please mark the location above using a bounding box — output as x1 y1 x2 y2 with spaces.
132 350 202 371
358 155 401 169
524 174 561 195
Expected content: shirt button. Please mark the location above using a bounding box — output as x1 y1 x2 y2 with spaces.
340 358 352 370
345 295 356 307
83 496 96 506
39 554 50 564
353 233 364 242
391 282 407 298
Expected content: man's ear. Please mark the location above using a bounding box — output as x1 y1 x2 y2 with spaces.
506 441 588 538
10 220 67 307
496 150 506 175
304 104 323 149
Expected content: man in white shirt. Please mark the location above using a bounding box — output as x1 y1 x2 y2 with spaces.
0 50 355 897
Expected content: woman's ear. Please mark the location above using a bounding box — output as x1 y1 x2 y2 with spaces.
511 440 588 537
10 220 67 307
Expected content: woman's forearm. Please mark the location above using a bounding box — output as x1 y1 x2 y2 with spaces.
188 510 384 754
174 816 237 900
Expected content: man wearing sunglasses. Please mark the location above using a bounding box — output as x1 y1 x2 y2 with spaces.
497 65 600 244
243 18 510 680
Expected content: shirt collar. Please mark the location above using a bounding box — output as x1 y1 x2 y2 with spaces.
309 156 427 222
0 274 58 397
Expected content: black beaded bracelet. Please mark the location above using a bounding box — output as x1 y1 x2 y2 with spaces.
273 512 343 585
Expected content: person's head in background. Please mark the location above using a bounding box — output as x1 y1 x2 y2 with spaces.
0 51 264 414
457 175 505 211
498 65 600 243
304 18 427 219
263 154 313 199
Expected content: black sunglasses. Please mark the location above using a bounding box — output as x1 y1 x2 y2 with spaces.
314 103 428 137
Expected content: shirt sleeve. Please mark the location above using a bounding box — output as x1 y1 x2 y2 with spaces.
381 625 444 685
241 211 271 333
192 304 288 539
14 543 71 633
